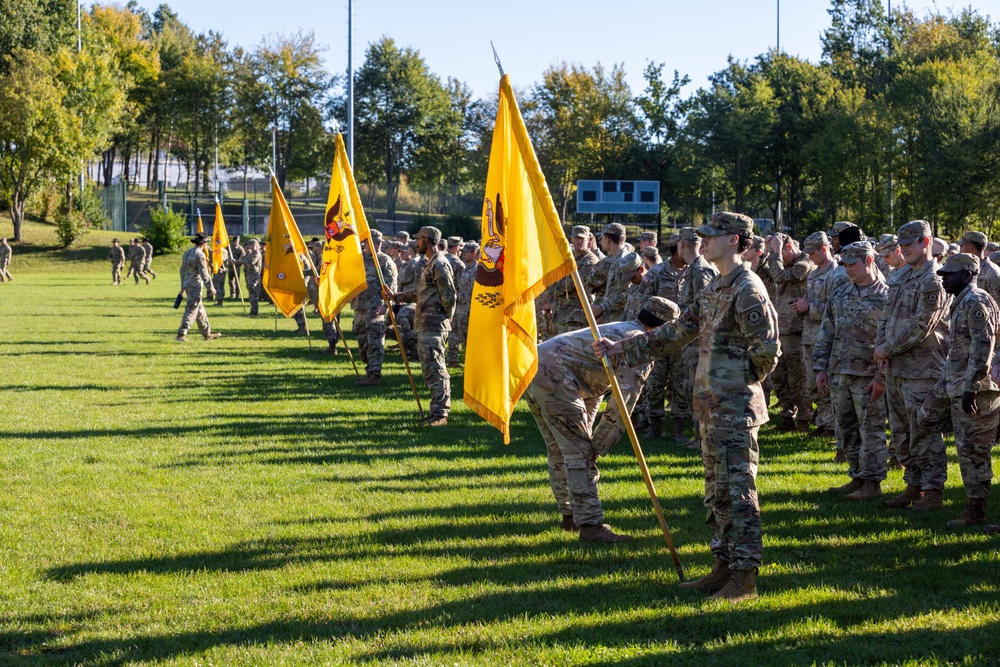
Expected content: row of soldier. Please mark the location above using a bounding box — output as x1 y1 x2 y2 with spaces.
107 238 159 285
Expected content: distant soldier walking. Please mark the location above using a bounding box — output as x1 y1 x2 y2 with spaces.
141 238 157 279
0 238 12 282
129 239 149 285
176 233 221 341
228 236 245 299
108 239 126 285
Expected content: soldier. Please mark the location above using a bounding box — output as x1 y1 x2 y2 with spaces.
765 233 815 431
388 226 456 426
449 241 480 368
550 226 599 335
348 230 398 385
638 231 657 249
793 232 848 438
876 234 904 280
228 236 245 299
398 243 425 293
643 233 686 439
589 223 630 322
744 236 777 409
932 237 948 263
875 220 951 512
814 242 889 500
141 238 157 279
176 233 221 341
108 239 126 285
210 245 229 306
641 245 661 270
395 231 411 246
528 297 679 542
129 239 149 285
0 238 10 282
237 238 263 316
959 231 1000 305
595 211 780 603
620 252 649 321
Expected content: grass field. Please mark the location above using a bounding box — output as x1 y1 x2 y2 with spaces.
2 218 999 666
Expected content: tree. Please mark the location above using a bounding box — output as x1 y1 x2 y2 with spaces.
0 0 76 75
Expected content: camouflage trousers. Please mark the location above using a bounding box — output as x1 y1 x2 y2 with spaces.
830 374 888 481
245 273 261 314
143 260 157 278
525 384 605 526
394 304 419 359
131 261 147 284
447 308 469 366
775 334 813 422
644 358 672 420
950 391 1000 499
804 343 834 430
0 260 10 281
211 272 226 304
322 316 341 346
886 373 947 491
353 311 387 374
228 265 242 298
178 292 210 336
111 263 123 284
672 347 693 421
418 331 451 418
699 423 762 571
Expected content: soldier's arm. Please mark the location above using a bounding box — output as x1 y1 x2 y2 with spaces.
811 301 836 373
764 254 809 284
737 288 781 383
196 252 213 286
620 300 699 367
962 300 996 393
435 261 457 316
383 256 398 293
882 280 947 358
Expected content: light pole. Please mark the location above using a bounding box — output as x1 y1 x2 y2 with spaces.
78 2 85 195
347 0 354 166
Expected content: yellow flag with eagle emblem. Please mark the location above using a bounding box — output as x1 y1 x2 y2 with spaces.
262 175 309 317
318 133 369 319
210 201 230 274
463 74 577 444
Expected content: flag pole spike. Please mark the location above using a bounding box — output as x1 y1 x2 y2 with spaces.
491 41 504 77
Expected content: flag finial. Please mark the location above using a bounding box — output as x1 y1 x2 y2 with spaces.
491 42 504 77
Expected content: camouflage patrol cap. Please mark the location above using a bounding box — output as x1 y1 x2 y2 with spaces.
962 231 989 247
838 241 874 265
618 251 643 274
897 220 933 245
642 296 680 324
989 242 1000 252
416 226 442 243
370 229 383 242
678 226 699 242
696 211 755 237
948 243 960 255
571 225 591 238
601 222 626 238
802 231 830 253
829 221 858 236
750 235 766 252
447 236 463 247
396 231 410 242
641 246 661 261
932 237 948 256
937 253 980 275
460 242 479 254
639 231 657 243
875 234 898 256
668 233 680 247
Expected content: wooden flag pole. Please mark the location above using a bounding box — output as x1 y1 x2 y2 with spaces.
570 269 685 582
300 302 313 350
331 314 361 377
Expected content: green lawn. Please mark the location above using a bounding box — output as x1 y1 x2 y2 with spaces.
1 218 999 666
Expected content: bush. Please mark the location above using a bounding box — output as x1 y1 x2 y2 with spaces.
54 211 89 248
139 206 188 254
75 186 109 229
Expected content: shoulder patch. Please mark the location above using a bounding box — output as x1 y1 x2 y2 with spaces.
736 291 767 314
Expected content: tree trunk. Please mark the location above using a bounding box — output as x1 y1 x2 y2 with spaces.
11 190 26 242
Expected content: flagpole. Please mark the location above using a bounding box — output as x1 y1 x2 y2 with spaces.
570 269 685 582
330 314 360 376
300 302 313 349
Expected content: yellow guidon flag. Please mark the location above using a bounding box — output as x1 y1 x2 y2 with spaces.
210 201 230 274
463 74 576 444
262 175 309 318
318 133 370 320
196 210 210 263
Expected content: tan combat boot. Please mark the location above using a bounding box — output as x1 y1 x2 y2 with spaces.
318 345 338 355
678 558 731 593
425 415 448 427
560 514 579 532
671 421 687 444
845 480 882 501
578 523 632 543
175 334 188 342
884 484 922 509
829 478 864 495
910 488 943 512
707 568 758 603
356 372 381 387
203 332 221 341
644 416 664 439
946 497 986 527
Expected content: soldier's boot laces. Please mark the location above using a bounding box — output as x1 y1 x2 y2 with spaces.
356 372 381 386
910 488 943 512
678 558 731 593
845 480 882 501
947 497 986 527
560 514 579 532
884 484 922 509
707 568 758 603
828 478 864 495
578 523 632 544
203 332 221 341
644 416 664 439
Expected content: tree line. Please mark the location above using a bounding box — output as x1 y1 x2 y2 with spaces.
2 0 1000 243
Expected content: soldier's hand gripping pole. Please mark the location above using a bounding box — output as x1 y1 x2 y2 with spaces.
570 269 685 582
366 234 425 419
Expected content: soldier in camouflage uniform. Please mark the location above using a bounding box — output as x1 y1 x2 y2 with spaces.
351 230 398 386
814 243 889 500
743 236 775 407
399 244 425 293
927 254 1000 527
529 297 679 543
129 239 149 285
590 223 631 323
958 231 1000 305
550 226 599 335
108 239 126 285
596 211 780 603
764 233 815 430
228 236 245 299
210 245 230 306
876 234 904 282
448 241 479 367
390 226 456 426
619 252 649 321
237 239 263 316
875 220 951 512
641 245 661 270
0 238 11 282
176 233 221 341
141 238 157 279
643 233 685 439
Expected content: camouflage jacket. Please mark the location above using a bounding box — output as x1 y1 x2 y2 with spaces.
976 257 1000 306
180 246 213 292
804 261 849 346
875 260 950 379
944 285 999 398
229 242 245 263
621 262 780 427
622 273 654 321
647 259 680 303
678 255 718 313
108 246 125 265
456 260 478 312
445 252 465 286
399 256 425 293
754 261 777 303
238 247 263 278
586 249 620 302
0 244 10 263
812 279 888 379
352 250 397 315
212 247 230 275
128 245 145 264
141 242 154 262
397 251 456 332
764 251 813 335
551 248 598 329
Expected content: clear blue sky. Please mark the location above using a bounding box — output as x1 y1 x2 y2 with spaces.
125 0 1000 99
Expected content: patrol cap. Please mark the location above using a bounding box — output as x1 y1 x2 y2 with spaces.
948 243 960 255
989 242 1000 252
370 229 383 242
897 220 933 245
641 296 680 324
802 231 830 253
447 236 463 247
962 231 989 247
937 253 980 275
829 221 858 236
571 225 591 238
601 222 626 239
668 233 680 247
678 226 699 242
931 237 948 256
696 211 755 237
838 241 874 265
641 246 661 260
415 226 442 243
639 231 657 243
618 251 643 274
875 234 898 256
191 232 209 245
396 231 410 242
750 235 766 252
460 242 480 254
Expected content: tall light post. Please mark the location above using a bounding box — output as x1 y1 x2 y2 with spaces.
78 2 85 195
347 0 354 167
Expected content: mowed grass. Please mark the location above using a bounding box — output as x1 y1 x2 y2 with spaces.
1 217 1000 666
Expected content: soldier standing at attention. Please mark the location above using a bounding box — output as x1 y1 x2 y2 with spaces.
237 239 263 316
129 239 149 285
176 233 221 341
141 238 157 280
591 223 632 323
550 226 599 335
643 233 686 440
228 236 245 299
875 220 951 512
352 230 398 386
814 242 890 500
959 231 1000 305
0 238 11 282
528 297 679 543
448 241 480 368
210 245 229 307
876 235 904 281
387 226 456 426
595 211 780 603
108 239 126 285
587 223 628 311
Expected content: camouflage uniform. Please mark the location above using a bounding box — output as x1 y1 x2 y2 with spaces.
141 240 157 279
351 248 398 377
643 256 682 423
399 255 425 293
619 220 780 572
764 246 814 425
552 243 599 334
676 252 719 425
813 252 889 482
448 245 479 366
228 240 245 298
178 243 215 337
129 242 149 284
0 241 10 281
592 246 630 323
108 244 126 285
238 242 263 315
876 222 950 493
210 247 230 305
395 303 419 359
